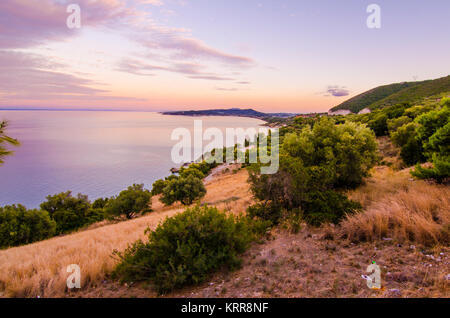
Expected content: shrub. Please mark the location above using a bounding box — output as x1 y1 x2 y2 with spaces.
246 202 283 225
151 179 167 195
85 208 107 224
367 113 388 136
40 191 91 234
92 197 109 209
247 118 376 226
105 184 152 219
411 100 450 182
302 191 362 226
179 167 205 179
390 122 425 165
0 205 56 248
160 175 206 206
113 206 269 293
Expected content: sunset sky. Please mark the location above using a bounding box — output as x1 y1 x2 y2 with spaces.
1 0 449 113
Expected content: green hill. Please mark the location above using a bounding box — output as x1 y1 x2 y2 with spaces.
330 75 450 113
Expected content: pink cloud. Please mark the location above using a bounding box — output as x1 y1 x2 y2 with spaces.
117 58 235 80
0 0 137 49
0 51 143 102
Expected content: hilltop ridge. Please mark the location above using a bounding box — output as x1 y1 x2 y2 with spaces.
330 75 450 113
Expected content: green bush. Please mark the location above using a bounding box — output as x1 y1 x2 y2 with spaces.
390 122 425 166
92 197 109 209
113 206 269 293
247 118 376 226
0 205 56 248
40 191 92 234
179 167 205 179
411 99 450 182
302 191 362 226
160 175 206 206
367 113 388 136
151 179 167 195
105 184 152 219
246 202 283 225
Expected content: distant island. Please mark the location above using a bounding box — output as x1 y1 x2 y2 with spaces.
161 108 297 119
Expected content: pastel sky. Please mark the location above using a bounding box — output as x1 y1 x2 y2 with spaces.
1 0 449 113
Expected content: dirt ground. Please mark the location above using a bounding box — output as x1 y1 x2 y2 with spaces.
79 226 449 298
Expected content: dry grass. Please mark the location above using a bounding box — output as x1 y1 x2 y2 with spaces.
0 168 252 298
341 166 450 246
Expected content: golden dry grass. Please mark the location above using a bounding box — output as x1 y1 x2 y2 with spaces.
0 168 252 298
341 166 450 246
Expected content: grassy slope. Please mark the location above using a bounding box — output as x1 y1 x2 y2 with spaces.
83 166 449 299
0 166 253 298
1 152 449 298
330 75 450 113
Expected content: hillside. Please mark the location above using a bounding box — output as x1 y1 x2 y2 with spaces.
330 75 450 113
1 161 449 298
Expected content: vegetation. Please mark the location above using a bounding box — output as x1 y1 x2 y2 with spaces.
330 75 450 113
0 120 19 165
247 118 375 226
341 167 450 246
0 183 153 248
345 96 450 182
113 205 269 293
40 192 95 234
331 81 421 113
160 175 206 206
105 184 152 219
0 205 56 248
152 161 216 206
411 98 450 182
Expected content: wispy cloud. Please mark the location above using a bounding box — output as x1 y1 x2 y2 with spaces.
0 0 255 90
0 0 140 49
0 50 143 102
117 58 234 80
215 87 238 91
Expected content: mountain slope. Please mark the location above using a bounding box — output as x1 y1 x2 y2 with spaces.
330 75 450 113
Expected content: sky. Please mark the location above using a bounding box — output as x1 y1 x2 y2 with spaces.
0 0 449 113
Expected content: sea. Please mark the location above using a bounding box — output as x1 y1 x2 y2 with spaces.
0 111 264 208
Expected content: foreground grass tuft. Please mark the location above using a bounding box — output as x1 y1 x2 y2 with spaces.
341 167 450 246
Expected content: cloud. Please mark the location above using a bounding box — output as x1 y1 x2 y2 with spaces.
215 87 238 91
0 0 255 103
0 0 138 49
324 85 350 97
0 50 143 102
117 58 235 80
149 37 254 66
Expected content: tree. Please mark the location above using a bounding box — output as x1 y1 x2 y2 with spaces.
411 99 450 182
160 175 206 206
40 191 91 234
247 118 376 225
105 184 152 219
0 121 19 164
0 205 56 248
151 179 167 195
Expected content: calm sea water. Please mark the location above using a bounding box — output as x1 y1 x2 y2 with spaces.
0 111 263 208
